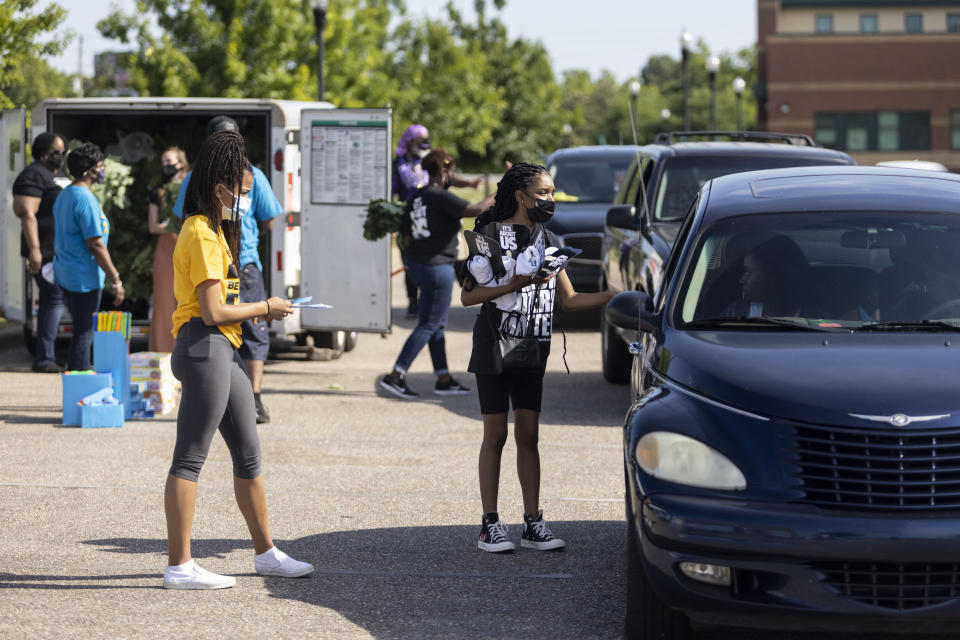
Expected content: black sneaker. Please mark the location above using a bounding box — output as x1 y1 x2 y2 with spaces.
255 397 270 424
32 361 64 373
521 510 566 551
434 376 471 396
379 372 419 400
478 512 515 553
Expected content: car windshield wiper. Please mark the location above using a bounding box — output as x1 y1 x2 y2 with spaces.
684 317 832 331
856 320 960 332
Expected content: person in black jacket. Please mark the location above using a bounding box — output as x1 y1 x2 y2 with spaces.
13 132 67 373
379 149 494 399
460 162 615 553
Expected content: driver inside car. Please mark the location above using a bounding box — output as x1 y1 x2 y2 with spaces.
722 235 810 318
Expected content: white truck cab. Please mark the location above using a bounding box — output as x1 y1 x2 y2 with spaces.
0 98 393 355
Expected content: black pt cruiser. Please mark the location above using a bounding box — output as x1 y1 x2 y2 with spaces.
606 165 960 639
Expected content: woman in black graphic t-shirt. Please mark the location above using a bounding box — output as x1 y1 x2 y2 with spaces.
461 162 616 553
379 149 495 399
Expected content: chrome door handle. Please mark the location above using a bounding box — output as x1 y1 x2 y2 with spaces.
628 341 642 356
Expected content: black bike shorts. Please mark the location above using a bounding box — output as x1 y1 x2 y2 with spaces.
475 372 544 414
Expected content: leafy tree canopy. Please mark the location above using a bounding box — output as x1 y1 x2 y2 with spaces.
96 0 757 169
0 0 71 108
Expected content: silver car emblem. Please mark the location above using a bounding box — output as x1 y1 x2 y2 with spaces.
849 413 950 426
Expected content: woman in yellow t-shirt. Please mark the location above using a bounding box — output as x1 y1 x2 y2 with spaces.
162 131 312 590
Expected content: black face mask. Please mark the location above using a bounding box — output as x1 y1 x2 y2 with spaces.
526 196 555 223
45 150 64 170
161 164 180 182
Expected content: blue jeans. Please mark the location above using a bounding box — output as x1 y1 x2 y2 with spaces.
62 288 102 371
394 261 454 375
32 271 65 367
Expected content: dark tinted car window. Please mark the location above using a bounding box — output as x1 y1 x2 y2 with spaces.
549 156 634 203
676 212 960 329
654 156 850 222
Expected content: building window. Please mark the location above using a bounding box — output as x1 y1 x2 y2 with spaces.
905 13 923 33
847 114 869 151
952 111 960 150
948 14 960 32
815 114 837 147
814 111 931 152
816 13 834 33
878 112 898 151
860 13 878 33
899 112 930 151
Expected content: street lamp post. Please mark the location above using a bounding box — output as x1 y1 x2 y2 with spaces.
680 31 693 130
660 108 671 133
706 55 720 131
732 76 746 131
311 0 328 102
629 80 641 143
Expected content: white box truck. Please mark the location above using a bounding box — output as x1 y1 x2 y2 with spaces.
0 98 393 355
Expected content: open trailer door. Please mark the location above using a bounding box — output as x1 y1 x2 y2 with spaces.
0 108 26 323
298 108 392 333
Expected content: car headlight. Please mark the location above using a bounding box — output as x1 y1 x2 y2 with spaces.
635 431 746 491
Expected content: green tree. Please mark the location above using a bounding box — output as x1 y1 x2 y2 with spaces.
0 0 71 108
440 0 564 170
388 14 503 167
640 42 757 135
4 53 75 110
98 0 403 101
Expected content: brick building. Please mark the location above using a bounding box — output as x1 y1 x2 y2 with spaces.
758 0 960 169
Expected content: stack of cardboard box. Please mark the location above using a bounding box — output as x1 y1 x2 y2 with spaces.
128 352 179 416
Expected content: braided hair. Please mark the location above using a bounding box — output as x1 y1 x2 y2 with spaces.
182 130 251 268
475 162 549 228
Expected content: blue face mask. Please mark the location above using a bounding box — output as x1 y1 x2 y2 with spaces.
218 186 251 221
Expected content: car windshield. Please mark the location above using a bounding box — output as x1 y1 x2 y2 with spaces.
654 156 849 222
548 155 634 203
676 212 960 331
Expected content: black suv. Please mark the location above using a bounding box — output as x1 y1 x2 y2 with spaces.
600 131 855 382
543 145 641 293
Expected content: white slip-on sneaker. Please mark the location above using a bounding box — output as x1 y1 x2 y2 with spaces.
254 547 315 578
162 560 236 590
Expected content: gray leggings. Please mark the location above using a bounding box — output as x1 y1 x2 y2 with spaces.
169 319 261 482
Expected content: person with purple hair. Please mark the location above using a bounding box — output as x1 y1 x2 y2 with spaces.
394 124 484 317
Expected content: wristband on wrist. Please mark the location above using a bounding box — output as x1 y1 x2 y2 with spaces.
265 299 271 316
109 272 120 282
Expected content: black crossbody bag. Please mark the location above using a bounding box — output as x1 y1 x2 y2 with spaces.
486 284 542 374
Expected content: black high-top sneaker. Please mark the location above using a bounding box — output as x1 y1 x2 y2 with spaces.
520 510 566 551
477 512 515 553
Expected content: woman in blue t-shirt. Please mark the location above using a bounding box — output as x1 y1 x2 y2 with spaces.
52 143 124 371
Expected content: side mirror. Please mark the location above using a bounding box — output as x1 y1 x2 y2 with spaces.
605 204 637 230
605 290 660 334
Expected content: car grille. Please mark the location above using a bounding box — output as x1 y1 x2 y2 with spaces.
816 561 960 610
560 234 602 261
788 423 960 510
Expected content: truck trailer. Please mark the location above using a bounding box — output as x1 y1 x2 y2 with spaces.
0 98 393 356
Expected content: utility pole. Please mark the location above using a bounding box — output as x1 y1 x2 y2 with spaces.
73 35 84 98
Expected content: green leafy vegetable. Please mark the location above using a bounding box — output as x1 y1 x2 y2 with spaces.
363 199 404 241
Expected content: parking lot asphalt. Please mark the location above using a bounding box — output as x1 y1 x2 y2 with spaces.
3 282 952 639
0 276 633 640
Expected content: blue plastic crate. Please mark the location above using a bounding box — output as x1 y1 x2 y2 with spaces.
80 403 124 428
62 372 113 426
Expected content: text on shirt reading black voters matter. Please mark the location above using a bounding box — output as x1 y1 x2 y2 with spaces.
501 280 556 340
